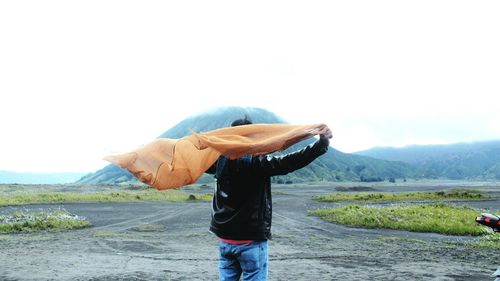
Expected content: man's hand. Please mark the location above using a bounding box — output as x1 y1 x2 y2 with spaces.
319 126 332 146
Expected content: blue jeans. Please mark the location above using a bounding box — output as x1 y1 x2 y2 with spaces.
218 240 268 281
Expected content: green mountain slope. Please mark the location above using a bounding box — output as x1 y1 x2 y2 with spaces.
355 141 500 180
77 107 416 185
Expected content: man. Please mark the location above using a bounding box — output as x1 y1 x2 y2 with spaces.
206 116 332 281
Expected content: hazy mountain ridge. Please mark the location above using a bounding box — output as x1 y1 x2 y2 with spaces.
78 107 416 185
0 171 87 184
355 140 500 180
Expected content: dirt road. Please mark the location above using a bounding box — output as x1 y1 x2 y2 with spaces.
1 183 499 280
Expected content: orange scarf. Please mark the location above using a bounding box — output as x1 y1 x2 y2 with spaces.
104 124 328 190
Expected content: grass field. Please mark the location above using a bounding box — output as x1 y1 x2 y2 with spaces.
0 189 212 206
0 210 90 233
313 191 488 202
309 202 488 236
472 233 500 248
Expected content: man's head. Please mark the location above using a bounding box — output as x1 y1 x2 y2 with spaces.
231 115 253 127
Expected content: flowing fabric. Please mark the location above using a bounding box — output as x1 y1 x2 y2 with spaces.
104 124 328 190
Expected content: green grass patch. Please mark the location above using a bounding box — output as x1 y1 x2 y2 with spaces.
309 202 488 236
313 191 488 203
470 233 500 249
0 189 212 206
0 210 90 233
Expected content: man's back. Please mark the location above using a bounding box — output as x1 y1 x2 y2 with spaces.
209 137 329 241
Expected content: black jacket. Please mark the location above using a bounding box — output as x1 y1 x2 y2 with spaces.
206 138 329 240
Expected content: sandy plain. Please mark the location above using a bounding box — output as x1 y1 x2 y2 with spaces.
0 182 499 280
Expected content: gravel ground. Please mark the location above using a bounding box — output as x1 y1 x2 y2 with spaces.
0 182 499 280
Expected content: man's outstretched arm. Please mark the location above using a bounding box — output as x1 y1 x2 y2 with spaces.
250 127 332 176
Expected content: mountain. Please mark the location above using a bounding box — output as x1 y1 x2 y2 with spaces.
0 171 87 184
355 140 500 180
77 107 417 185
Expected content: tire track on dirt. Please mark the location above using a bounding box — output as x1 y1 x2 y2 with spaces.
273 211 356 239
90 203 207 256
91 204 202 232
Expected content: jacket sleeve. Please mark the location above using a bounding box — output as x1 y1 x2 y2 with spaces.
249 138 329 177
205 161 217 175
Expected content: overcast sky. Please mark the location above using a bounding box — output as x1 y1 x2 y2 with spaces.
1 1 499 173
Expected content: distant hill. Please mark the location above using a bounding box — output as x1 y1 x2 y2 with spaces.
77 107 417 185
355 140 500 180
0 171 87 184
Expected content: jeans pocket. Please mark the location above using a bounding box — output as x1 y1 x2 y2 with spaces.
239 245 260 271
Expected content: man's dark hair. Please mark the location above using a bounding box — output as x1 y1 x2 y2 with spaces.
231 115 253 127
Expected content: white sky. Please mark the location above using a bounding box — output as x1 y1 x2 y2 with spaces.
1 1 499 173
